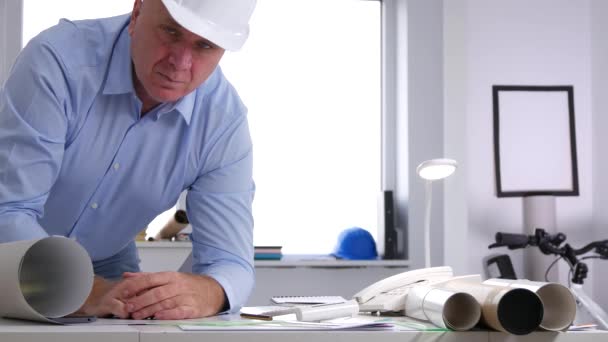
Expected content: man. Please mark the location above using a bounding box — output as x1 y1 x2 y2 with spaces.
0 0 256 319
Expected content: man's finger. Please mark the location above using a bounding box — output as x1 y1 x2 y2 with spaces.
106 298 130 319
153 306 197 320
126 282 179 313
130 295 181 320
122 272 146 278
120 272 172 299
98 282 133 318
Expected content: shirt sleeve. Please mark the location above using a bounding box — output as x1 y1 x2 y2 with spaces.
186 114 255 312
0 37 71 243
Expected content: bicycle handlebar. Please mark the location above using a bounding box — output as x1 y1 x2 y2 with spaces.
488 228 608 284
489 232 531 249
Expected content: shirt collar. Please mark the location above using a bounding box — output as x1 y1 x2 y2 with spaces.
102 20 195 125
172 93 195 124
156 92 195 125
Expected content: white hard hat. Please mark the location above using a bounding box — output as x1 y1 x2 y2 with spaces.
160 0 256 51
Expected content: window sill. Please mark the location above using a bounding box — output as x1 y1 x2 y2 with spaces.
136 240 192 248
135 241 409 268
254 257 410 268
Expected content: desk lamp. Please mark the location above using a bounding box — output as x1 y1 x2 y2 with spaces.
416 158 458 268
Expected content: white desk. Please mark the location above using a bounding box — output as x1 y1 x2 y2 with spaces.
136 325 489 342
1 317 606 342
0 318 139 342
136 327 607 342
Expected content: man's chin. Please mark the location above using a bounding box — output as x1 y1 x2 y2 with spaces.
151 89 189 103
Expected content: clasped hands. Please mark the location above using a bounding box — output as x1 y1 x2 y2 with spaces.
78 271 226 320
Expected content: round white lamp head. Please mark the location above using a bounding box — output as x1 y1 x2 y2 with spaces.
417 158 458 181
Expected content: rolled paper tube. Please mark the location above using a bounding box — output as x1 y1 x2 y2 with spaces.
484 278 576 331
0 237 94 323
405 285 481 331
155 210 189 240
435 275 544 335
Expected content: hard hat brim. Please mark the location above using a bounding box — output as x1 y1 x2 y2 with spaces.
161 0 249 51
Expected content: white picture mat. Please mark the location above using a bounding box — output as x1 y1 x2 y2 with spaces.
498 91 574 192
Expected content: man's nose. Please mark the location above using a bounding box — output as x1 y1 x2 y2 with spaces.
168 44 192 70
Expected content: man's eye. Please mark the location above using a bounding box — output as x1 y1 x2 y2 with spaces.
162 26 178 36
196 42 212 50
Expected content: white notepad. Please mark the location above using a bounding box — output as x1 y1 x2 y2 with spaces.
270 296 346 305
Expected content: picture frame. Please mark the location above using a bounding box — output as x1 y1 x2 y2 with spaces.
493 85 579 197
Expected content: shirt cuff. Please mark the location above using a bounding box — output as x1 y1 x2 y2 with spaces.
199 262 254 313
190 244 254 312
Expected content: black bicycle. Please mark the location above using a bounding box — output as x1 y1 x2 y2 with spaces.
489 228 608 285
489 228 608 329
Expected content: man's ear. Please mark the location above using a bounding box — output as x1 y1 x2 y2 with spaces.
128 0 143 35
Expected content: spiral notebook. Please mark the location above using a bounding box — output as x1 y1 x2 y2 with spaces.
270 296 346 305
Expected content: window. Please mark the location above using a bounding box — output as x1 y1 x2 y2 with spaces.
21 0 383 255
22 0 134 45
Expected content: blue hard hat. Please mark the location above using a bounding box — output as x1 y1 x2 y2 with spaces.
332 227 378 260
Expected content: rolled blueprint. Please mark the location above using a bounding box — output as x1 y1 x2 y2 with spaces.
405 285 481 331
154 209 189 240
484 278 576 331
435 275 543 335
0 237 94 323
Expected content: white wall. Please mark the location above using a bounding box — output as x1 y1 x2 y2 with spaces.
406 0 446 269
0 0 8 84
0 0 21 84
591 0 608 310
442 0 596 295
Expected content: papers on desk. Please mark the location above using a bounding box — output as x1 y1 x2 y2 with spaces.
179 319 393 331
568 324 598 331
239 306 298 320
270 295 346 305
240 300 359 322
179 315 447 332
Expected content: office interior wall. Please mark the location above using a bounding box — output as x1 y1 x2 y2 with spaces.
0 0 8 84
441 0 594 296
442 0 469 275
591 0 608 310
0 0 22 85
406 0 445 269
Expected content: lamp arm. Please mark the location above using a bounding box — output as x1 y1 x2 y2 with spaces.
424 179 433 268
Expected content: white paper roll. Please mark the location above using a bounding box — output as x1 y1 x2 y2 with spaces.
484 278 576 331
405 285 481 331
0 237 94 323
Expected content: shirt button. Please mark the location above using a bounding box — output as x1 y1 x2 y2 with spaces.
91 203 99 209
113 163 120 170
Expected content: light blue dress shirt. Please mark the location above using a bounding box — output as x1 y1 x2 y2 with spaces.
0 14 255 311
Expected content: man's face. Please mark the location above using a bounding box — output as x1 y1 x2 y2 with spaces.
128 0 225 106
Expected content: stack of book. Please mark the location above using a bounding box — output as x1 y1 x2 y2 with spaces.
254 246 282 260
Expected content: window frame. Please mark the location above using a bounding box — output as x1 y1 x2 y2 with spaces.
380 0 408 260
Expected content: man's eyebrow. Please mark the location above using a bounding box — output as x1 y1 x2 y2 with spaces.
197 37 218 48
162 16 219 47
163 16 182 29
